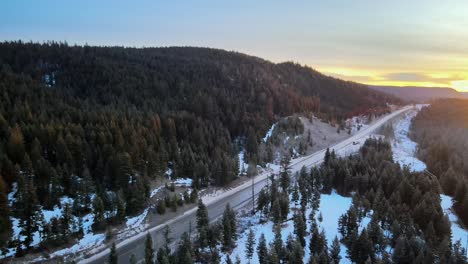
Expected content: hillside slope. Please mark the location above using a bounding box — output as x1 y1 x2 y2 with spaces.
0 41 396 256
369 85 465 102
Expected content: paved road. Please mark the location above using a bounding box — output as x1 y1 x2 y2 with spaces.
81 106 412 264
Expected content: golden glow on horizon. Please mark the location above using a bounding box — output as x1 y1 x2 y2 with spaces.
319 67 468 92
452 80 468 92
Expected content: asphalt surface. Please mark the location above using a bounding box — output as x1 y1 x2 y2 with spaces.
81 106 412 264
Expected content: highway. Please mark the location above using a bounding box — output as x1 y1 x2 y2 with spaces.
81 105 412 264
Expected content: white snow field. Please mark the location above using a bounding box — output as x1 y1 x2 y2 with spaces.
441 195 468 248
391 105 427 172
222 191 375 263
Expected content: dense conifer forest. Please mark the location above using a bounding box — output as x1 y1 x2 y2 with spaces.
0 41 396 254
135 139 466 264
411 99 468 226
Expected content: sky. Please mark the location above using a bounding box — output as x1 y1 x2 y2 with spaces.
2 0 468 91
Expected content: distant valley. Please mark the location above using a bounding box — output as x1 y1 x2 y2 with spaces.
369 85 468 103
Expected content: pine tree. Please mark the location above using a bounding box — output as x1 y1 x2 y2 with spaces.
156 200 166 215
393 235 410 264
116 189 126 222
280 155 291 192
310 228 327 257
163 225 172 255
109 242 118 264
61 203 73 240
267 247 280 264
196 199 209 248
257 189 270 217
367 213 385 255
7 124 25 164
292 182 300 206
286 236 304 264
293 212 306 247
330 236 341 264
278 192 289 222
272 198 281 224
129 254 137 264
222 203 236 250
176 232 193 264
92 195 105 229
145 233 154 264
245 229 256 262
350 229 373 264
257 233 268 264
225 255 233 264
453 240 467 264
273 224 284 260
16 157 43 249
246 128 259 163
190 188 198 203
0 175 12 248
324 148 331 166
235 255 241 264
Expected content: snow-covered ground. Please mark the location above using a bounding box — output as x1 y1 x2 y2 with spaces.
223 191 372 263
441 195 468 248
173 178 193 187
391 107 427 172
263 123 277 142
4 191 101 261
238 150 248 175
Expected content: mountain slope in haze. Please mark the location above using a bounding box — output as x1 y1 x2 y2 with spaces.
0 41 397 256
370 85 466 102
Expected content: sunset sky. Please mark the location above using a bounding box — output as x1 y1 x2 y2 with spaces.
2 0 468 91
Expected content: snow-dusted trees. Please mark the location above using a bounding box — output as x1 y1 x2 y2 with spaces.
222 203 237 251
176 232 194 264
257 233 268 264
293 212 306 247
245 229 256 262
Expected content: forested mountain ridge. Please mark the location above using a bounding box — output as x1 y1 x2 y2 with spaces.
0 41 397 255
369 85 465 103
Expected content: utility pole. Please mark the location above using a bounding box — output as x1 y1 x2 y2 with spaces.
251 173 255 215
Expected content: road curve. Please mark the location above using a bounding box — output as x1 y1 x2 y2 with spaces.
81 105 412 264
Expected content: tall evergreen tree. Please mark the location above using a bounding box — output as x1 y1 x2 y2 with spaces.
293 212 306 247
129 254 137 264
92 195 105 229
0 175 12 249
222 203 237 250
176 232 193 264
109 242 118 264
196 199 209 248
145 233 154 264
257 233 268 264
245 229 256 263
330 236 341 264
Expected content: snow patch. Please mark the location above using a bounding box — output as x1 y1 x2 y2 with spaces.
224 191 353 263
238 150 249 175
126 208 149 229
440 195 468 249
173 178 193 187
263 123 277 142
